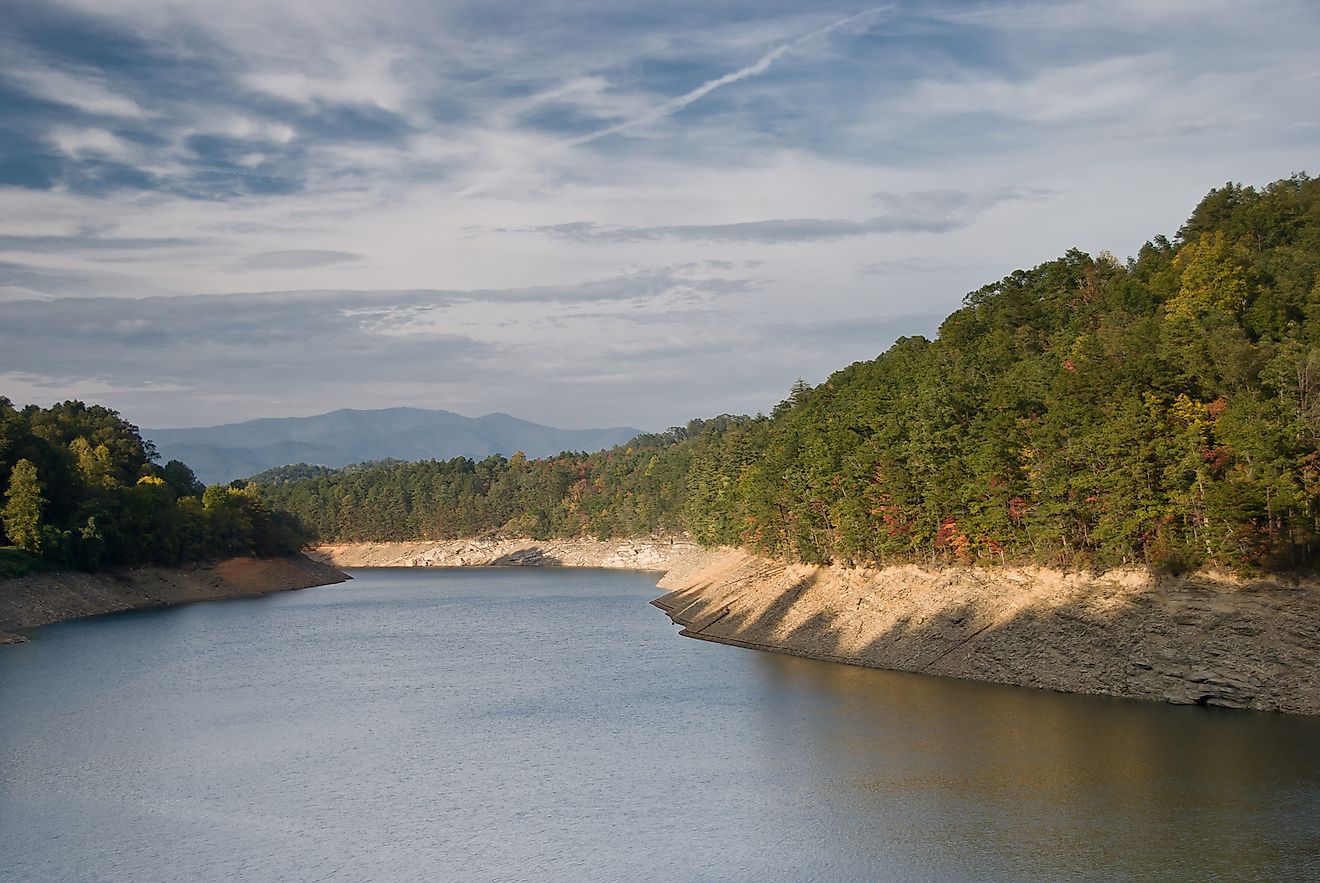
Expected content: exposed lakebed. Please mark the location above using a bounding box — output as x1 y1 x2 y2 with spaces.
2 568 1318 880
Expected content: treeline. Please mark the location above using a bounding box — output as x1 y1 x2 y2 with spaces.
0 400 306 573
260 175 1320 573
251 422 712 541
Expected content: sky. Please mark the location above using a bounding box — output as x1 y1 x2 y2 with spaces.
0 0 1317 431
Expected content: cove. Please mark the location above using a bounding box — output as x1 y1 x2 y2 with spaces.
2 567 1318 881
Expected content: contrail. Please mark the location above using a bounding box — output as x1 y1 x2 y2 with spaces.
451 7 889 198
562 6 892 147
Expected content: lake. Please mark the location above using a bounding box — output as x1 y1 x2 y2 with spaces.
2 567 1318 881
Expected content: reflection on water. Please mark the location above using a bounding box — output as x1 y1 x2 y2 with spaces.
752 653 1320 879
1 568 1317 882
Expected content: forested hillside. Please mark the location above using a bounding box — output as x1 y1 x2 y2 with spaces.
0 400 306 575
261 175 1320 573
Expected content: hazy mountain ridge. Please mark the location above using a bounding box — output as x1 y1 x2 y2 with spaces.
146 408 643 484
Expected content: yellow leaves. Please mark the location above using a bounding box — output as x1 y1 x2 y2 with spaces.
70 437 118 488
1168 393 1209 429
1167 394 1228 435
1144 392 1227 436
136 475 167 486
1166 230 1248 321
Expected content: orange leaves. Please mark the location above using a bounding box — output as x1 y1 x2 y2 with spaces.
935 518 972 562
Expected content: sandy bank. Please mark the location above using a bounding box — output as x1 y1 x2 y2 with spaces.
653 549 1320 714
312 536 706 571
0 554 349 643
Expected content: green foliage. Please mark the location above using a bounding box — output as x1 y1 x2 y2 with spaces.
3 459 45 554
247 463 338 485
0 400 310 573
0 546 45 579
161 460 204 498
255 174 1320 574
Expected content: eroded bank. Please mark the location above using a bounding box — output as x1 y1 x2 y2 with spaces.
0 554 349 643
311 536 706 570
653 549 1320 714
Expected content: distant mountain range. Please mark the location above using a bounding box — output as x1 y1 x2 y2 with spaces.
145 408 644 485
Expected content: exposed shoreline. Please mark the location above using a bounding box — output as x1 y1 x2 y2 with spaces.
313 538 1320 712
653 549 1320 715
310 536 706 570
0 554 349 643
31 537 1318 714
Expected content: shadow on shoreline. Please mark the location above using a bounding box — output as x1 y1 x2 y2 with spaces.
654 559 1320 714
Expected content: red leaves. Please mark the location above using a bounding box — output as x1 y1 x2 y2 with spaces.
1200 445 1232 472
935 518 972 561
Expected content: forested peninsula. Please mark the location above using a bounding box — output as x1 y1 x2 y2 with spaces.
265 175 1320 577
0 400 307 576
0 401 342 641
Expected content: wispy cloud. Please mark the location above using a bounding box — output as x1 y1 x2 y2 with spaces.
449 7 893 199
512 188 1047 243
0 0 1316 428
3 63 148 118
563 6 893 147
235 250 363 270
856 257 974 277
0 234 197 253
0 269 763 425
0 260 90 301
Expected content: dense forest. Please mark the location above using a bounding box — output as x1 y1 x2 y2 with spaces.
0 400 306 575
258 175 1320 574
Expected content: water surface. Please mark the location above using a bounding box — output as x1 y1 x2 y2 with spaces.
2 567 1318 881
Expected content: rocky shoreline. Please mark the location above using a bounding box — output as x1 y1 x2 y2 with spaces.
653 549 1320 715
0 554 349 643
